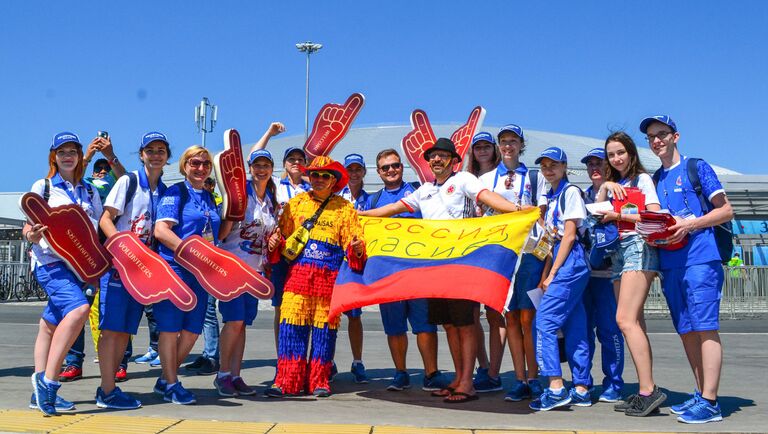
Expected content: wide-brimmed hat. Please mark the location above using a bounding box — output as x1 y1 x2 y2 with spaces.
300 155 349 193
423 137 462 162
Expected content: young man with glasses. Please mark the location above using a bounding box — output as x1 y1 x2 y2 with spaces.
643 115 733 424
365 149 448 392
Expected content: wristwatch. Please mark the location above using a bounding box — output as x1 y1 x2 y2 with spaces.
108 156 119 165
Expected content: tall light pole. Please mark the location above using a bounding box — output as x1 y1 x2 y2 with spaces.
194 97 218 148
296 41 323 141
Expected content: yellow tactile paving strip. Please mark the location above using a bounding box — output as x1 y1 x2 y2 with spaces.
164 419 273 434
0 411 696 434
51 414 178 434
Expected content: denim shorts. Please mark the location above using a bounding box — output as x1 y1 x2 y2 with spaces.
611 234 659 281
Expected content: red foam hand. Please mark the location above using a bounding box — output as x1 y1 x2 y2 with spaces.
303 93 365 160
214 129 247 221
19 192 110 283
401 109 437 184
105 232 197 311
174 235 274 301
450 106 486 172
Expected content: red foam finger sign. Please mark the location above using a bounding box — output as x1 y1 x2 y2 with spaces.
19 192 111 283
304 93 365 160
105 232 197 311
450 106 486 172
174 235 274 301
214 128 248 221
401 109 437 184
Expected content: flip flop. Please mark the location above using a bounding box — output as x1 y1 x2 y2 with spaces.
430 387 454 397
443 391 479 404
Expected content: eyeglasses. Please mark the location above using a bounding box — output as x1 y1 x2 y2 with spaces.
378 162 402 172
428 152 452 161
309 171 334 180
55 149 78 158
286 157 305 164
646 131 673 142
187 159 212 168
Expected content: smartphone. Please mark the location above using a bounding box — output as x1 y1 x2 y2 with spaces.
97 131 109 139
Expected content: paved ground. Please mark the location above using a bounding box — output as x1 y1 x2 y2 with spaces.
0 302 765 433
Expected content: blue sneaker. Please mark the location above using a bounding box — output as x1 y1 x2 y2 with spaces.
214 375 237 397
421 371 448 391
328 361 338 383
350 362 369 384
387 370 411 391
670 390 701 415
474 367 489 383
29 393 75 412
528 378 544 397
31 373 60 416
474 374 503 393
164 382 196 405
263 385 284 398
529 388 572 411
599 386 622 403
569 388 592 407
312 387 331 397
149 354 162 367
504 380 531 402
134 348 158 364
677 399 722 424
153 377 167 395
96 387 142 409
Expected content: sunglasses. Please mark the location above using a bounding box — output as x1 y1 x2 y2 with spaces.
94 166 110 173
187 159 212 169
309 171 334 180
378 162 402 172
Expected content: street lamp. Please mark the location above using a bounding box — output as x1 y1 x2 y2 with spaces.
195 97 218 148
296 41 323 140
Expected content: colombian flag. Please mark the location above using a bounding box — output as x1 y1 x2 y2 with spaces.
330 208 540 318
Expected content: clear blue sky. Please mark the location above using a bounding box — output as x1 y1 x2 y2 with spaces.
2 1 766 191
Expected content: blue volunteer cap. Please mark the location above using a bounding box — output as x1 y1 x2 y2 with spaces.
639 115 677 134
344 153 365 168
51 132 82 150
248 149 274 165
471 131 496 146
283 147 306 162
580 148 606 164
535 146 567 164
498 124 525 141
140 131 169 150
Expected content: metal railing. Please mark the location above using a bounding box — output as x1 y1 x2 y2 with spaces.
0 261 45 302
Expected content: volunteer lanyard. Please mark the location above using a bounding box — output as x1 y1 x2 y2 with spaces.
546 179 569 229
60 178 88 207
140 169 165 242
492 164 526 204
184 180 213 219
247 181 275 217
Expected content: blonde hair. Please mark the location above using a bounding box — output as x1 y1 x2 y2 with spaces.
178 145 213 178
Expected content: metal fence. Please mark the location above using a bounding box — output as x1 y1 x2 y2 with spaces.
0 261 45 302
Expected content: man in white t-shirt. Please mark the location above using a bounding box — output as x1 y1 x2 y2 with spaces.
362 138 527 403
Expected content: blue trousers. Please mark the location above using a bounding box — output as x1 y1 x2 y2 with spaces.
202 294 220 361
583 275 624 391
536 242 591 385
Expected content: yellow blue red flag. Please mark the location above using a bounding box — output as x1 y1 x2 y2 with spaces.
330 208 540 318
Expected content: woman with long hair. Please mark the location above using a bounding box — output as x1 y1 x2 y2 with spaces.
214 149 279 397
27 132 103 415
153 145 222 405
96 132 171 409
596 131 665 416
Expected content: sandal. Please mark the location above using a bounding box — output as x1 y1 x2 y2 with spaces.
430 387 454 397
443 391 479 403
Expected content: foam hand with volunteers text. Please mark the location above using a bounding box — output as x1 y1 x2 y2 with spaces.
214 129 247 221
450 106 486 172
174 235 274 301
303 93 365 160
401 109 437 184
105 232 197 311
19 192 110 283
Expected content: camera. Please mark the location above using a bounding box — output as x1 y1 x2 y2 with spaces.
97 131 109 139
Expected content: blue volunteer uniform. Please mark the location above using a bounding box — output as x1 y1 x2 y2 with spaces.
155 181 221 334
366 182 436 336
655 157 725 334
583 185 624 394
536 179 591 387
100 169 167 335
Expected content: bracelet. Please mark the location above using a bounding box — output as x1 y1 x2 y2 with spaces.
24 231 32 243
108 156 119 165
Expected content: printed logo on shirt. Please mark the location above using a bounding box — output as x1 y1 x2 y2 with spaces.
130 212 151 243
303 242 330 260
675 176 682 187
446 185 456 195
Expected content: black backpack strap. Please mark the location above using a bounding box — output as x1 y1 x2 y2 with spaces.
124 173 138 209
528 169 539 206
370 189 384 209
43 178 51 202
652 168 662 186
558 184 583 211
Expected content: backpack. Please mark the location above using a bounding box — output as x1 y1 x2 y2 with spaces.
653 158 733 264
557 184 591 250
528 169 540 206
370 181 420 209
